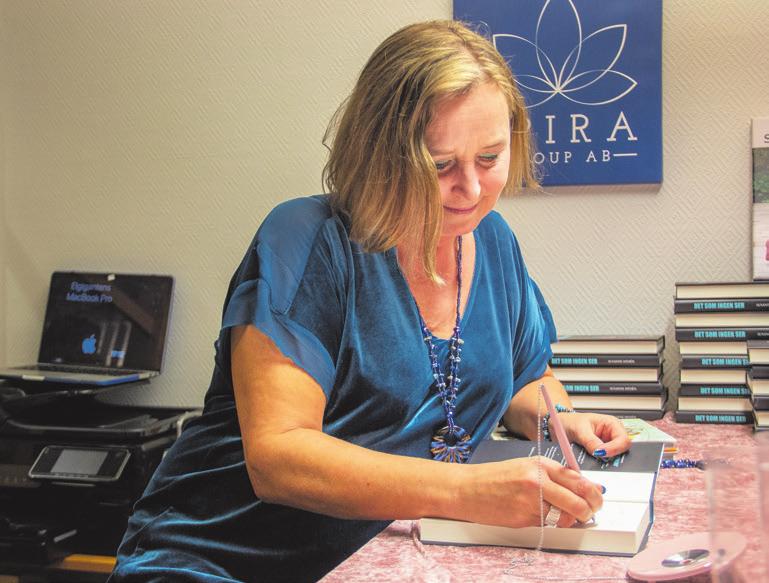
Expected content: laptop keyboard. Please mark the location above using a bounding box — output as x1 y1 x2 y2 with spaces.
32 363 142 376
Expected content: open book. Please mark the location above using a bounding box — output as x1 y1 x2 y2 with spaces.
420 440 664 556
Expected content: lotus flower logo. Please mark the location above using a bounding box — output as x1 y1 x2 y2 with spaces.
493 0 637 108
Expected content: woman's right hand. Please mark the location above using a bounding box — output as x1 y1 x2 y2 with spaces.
458 456 604 529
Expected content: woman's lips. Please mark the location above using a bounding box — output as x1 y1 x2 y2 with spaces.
443 204 478 215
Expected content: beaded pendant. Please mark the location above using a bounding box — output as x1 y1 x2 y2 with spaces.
419 235 472 463
430 425 472 463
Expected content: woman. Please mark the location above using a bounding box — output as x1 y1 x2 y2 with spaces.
110 20 630 582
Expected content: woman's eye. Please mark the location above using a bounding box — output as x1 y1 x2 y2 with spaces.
479 154 498 165
434 160 452 172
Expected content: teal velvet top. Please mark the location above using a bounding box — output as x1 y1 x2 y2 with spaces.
110 195 556 582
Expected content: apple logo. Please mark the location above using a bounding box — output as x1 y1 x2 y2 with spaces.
82 334 97 355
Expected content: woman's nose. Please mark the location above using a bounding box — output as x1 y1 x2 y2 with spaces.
454 163 481 199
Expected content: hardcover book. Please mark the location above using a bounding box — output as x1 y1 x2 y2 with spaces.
675 327 769 342
749 365 769 379
552 336 664 356
755 409 769 430
420 440 664 555
752 117 769 280
550 354 661 368
678 384 750 398
621 418 676 449
674 298 769 313
752 395 769 410
675 410 753 425
563 382 664 395
680 355 749 369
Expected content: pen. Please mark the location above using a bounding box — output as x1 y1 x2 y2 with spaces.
540 385 581 472
541 385 603 525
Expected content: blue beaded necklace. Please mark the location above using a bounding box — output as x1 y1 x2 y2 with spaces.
418 235 472 463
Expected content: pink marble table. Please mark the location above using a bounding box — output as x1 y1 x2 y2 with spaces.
322 414 767 582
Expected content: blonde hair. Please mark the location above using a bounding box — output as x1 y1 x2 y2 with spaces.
323 20 537 281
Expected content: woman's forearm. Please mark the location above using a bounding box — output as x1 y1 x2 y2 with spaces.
502 368 573 440
245 428 470 521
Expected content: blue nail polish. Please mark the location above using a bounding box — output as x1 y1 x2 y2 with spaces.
593 449 607 457
600 485 606 494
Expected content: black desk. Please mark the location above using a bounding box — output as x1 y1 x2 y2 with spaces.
0 554 114 582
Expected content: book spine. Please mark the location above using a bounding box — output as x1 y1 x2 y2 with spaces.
680 355 749 368
752 395 769 410
674 410 753 424
678 384 750 397
562 382 664 395
550 354 661 367
675 328 769 341
674 299 769 313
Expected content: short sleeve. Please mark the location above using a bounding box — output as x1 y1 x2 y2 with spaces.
218 197 347 398
510 241 558 392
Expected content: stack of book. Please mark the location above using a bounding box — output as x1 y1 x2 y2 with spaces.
748 341 769 431
673 281 769 425
550 335 666 420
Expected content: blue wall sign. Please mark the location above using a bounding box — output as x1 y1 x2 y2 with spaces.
454 0 662 186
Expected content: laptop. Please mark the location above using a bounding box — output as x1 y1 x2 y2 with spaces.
0 272 174 386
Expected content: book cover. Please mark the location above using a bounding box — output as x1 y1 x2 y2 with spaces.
678 384 750 398
550 354 661 368
553 367 661 383
675 327 769 342
674 410 753 425
752 117 769 280
552 336 664 355
752 395 769 410
621 418 676 447
678 341 748 356
675 281 769 300
680 355 749 369
750 365 769 379
420 441 664 555
674 298 769 313
563 381 664 395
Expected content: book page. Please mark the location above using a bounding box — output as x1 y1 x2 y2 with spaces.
582 471 654 504
588 500 650 533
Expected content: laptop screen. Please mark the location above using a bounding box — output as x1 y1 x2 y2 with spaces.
38 272 174 372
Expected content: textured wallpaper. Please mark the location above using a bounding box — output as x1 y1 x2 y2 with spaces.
1 1 768 407
0 4 7 370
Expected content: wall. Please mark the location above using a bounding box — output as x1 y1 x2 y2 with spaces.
2 1 768 407
0 2 7 370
